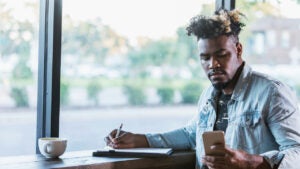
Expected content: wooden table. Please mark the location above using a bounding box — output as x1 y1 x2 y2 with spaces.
0 150 196 169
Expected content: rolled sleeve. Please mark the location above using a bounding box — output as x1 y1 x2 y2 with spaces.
146 128 195 150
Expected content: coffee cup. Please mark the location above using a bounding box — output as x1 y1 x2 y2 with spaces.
38 137 67 158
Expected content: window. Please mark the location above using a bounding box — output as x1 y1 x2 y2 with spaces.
239 0 300 91
0 0 39 156
281 31 290 48
59 0 211 152
1 0 300 157
252 32 265 55
266 30 276 48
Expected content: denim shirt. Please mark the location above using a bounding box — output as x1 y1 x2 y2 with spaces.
146 64 300 169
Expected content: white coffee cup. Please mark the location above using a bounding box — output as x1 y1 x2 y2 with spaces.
38 137 67 158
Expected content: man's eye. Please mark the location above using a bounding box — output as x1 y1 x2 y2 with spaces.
200 56 210 61
217 54 227 58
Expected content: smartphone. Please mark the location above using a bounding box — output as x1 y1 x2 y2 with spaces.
202 131 225 156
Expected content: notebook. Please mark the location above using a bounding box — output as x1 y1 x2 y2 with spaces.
92 148 173 158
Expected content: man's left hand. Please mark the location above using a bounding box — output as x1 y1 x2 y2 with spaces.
201 145 272 169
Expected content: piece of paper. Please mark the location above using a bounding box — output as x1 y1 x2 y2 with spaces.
92 148 173 158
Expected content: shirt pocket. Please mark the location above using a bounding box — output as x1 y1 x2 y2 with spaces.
198 112 210 128
232 111 262 153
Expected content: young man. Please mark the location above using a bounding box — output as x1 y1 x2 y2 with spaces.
105 9 300 169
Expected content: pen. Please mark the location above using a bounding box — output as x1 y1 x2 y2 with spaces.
115 123 123 138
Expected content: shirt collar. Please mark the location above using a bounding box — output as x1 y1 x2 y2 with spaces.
231 63 252 101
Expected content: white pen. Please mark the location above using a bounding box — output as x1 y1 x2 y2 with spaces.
115 123 123 138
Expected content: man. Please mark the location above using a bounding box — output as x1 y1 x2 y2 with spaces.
105 9 300 169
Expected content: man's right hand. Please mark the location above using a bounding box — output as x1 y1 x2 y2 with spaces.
104 130 149 149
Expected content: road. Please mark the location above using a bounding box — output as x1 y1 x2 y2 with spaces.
0 105 197 157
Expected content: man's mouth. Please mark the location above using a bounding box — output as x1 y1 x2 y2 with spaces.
209 71 224 78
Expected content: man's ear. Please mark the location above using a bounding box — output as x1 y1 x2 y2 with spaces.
236 42 243 58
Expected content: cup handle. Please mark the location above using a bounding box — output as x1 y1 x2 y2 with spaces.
43 143 52 154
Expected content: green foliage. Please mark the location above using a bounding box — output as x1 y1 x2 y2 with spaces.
157 86 174 104
0 1 35 59
176 27 198 63
10 87 29 107
128 39 176 67
87 80 102 106
62 17 129 64
127 28 200 78
123 84 146 106
180 82 203 104
60 81 70 106
12 60 33 79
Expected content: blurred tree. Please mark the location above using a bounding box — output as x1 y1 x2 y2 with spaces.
157 86 174 104
128 39 176 66
0 2 35 61
12 59 32 79
87 80 102 106
181 82 203 104
0 1 35 98
60 80 70 106
127 26 200 78
62 16 130 65
123 84 146 106
175 27 201 77
10 87 29 107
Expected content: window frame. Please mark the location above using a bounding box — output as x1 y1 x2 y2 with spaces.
36 0 62 153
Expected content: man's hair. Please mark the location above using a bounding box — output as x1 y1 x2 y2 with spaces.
186 9 246 41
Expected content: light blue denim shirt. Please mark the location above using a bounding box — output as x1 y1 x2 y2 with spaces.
146 64 300 169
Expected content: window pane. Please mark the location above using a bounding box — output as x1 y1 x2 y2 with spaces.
61 0 210 151
281 31 290 48
0 0 39 156
239 0 300 90
60 0 300 152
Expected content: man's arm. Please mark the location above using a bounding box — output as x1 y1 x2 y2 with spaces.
105 115 198 150
263 83 300 169
146 116 197 150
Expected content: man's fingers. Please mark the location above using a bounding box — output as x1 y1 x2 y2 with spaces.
202 156 225 163
118 131 127 138
223 146 235 156
104 135 114 144
202 156 226 169
111 131 128 143
108 134 113 141
111 129 118 137
104 129 118 145
112 142 134 149
104 137 109 144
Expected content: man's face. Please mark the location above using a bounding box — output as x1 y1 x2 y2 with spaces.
198 35 243 90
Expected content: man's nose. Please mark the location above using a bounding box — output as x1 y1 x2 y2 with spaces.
209 56 220 68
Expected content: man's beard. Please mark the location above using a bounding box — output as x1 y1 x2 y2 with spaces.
211 62 245 91
208 69 229 91
212 81 230 91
